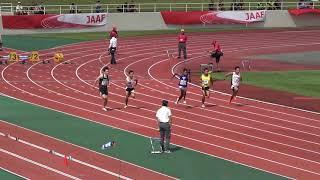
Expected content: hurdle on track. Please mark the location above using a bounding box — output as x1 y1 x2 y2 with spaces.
242 60 252 71
200 63 214 73
149 137 163 154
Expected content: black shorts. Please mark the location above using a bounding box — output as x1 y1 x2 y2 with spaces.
110 47 116 52
211 51 223 63
202 86 210 91
99 87 108 95
126 87 135 93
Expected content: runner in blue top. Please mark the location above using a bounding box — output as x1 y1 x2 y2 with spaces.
173 68 190 105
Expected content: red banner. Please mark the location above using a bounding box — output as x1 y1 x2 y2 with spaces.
288 8 320 16
161 10 266 25
161 11 208 25
2 13 107 29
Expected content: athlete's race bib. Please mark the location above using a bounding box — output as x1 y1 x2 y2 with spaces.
203 80 209 85
180 80 187 86
101 79 108 86
127 81 134 88
180 39 184 42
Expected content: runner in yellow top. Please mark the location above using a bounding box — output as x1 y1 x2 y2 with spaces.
200 68 214 108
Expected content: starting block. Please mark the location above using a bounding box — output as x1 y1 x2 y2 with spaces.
54 53 64 63
1 51 64 64
29 51 40 63
8 52 19 63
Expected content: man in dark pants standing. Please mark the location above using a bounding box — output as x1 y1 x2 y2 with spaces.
178 29 187 60
0 33 3 51
156 100 172 153
108 36 117 64
210 40 223 71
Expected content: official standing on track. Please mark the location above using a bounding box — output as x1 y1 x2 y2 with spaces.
210 40 223 72
0 33 3 51
178 29 187 60
109 26 118 39
108 36 117 64
156 100 172 153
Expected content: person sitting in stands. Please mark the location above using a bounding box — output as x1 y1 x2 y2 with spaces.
230 0 236 10
96 0 103 13
70 3 76 13
129 0 136 12
274 0 281 10
208 0 215 10
238 0 244 10
124 2 129 12
298 0 311 9
218 0 225 11
16 2 24 15
267 0 275 10
117 5 123 12
257 1 266 10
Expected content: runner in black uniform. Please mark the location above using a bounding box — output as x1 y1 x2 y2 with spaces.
124 70 138 108
94 66 110 111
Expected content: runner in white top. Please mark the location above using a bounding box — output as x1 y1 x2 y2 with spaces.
124 70 138 108
225 66 242 103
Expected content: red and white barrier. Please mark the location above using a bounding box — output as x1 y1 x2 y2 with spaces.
2 13 107 29
160 10 266 25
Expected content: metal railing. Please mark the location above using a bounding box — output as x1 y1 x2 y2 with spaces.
0 3 13 13
1 2 320 15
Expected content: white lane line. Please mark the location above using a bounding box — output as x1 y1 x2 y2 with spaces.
0 132 133 180
146 55 320 136
0 167 30 180
70 56 320 154
76 45 320 148
0 148 81 180
5 31 320 179
0 118 177 180
3 62 179 179
0 88 297 180
33 58 320 168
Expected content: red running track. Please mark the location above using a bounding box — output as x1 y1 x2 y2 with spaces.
0 121 174 180
1 29 320 179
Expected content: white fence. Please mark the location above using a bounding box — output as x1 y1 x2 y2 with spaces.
1 2 320 14
0 3 13 13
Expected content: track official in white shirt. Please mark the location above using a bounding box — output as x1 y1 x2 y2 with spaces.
156 100 172 153
108 36 117 64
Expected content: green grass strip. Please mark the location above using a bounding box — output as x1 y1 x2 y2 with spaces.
0 95 287 180
2 27 295 52
212 70 320 98
0 169 24 180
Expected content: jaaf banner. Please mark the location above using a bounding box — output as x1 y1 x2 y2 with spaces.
161 10 266 25
2 13 107 29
